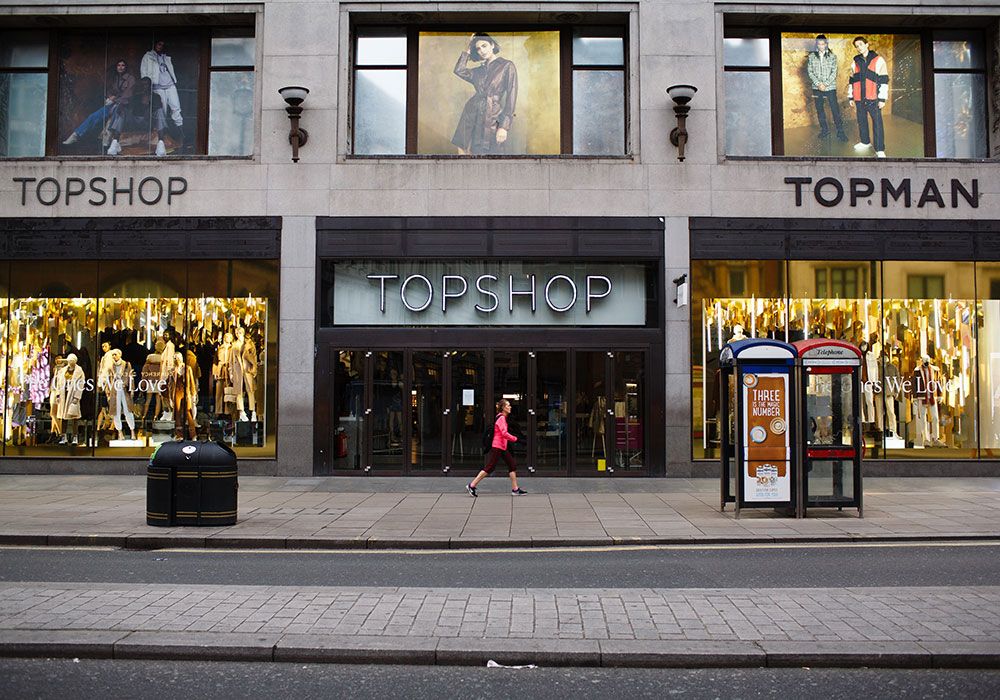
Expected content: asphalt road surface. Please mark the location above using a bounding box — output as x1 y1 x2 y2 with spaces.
2 659 998 700
2 542 998 588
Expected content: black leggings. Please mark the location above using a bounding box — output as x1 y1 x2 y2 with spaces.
483 447 516 475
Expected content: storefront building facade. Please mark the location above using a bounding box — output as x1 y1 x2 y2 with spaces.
0 1 997 476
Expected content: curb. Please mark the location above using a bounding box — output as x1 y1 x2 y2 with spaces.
1 631 999 669
1 532 998 551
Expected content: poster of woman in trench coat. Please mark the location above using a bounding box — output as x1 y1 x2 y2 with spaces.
451 33 519 155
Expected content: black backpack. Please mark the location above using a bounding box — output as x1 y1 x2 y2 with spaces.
481 414 499 454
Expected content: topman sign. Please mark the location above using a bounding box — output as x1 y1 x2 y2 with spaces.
785 176 979 209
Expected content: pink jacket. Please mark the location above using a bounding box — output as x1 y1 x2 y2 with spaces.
492 414 517 450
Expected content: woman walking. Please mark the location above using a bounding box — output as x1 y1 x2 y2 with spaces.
467 398 527 497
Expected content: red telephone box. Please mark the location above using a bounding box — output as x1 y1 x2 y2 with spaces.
792 339 864 517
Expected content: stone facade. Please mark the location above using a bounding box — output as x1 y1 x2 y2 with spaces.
0 1 997 476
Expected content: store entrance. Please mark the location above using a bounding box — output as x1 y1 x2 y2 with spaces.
322 348 647 476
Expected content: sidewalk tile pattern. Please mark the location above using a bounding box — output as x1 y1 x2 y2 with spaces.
2 583 998 644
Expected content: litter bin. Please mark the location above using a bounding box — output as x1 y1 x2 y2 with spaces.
147 440 238 526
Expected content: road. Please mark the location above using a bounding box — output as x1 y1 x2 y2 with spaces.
2 659 998 699
2 542 998 588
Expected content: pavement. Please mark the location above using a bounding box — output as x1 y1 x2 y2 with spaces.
3 475 1000 669
1 582 999 669
0 475 999 549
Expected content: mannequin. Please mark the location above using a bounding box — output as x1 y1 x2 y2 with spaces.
912 354 943 447
108 348 137 441
185 350 200 421
54 353 85 445
241 333 258 422
48 356 66 441
229 327 248 421
589 394 607 458
158 332 176 420
141 339 165 424
883 342 902 439
213 332 233 416
860 338 883 430
729 324 747 343
171 354 197 439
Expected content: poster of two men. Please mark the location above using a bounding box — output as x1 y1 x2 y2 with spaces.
781 32 924 158
58 32 198 156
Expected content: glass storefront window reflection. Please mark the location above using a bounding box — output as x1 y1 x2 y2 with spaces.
977 263 1000 457
693 260 988 461
691 259 786 459
5 262 98 455
788 261 881 457
0 260 276 459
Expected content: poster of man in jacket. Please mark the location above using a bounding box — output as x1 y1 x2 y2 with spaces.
780 32 923 158
56 31 200 156
415 31 561 155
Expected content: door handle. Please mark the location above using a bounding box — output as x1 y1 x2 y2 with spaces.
364 408 372 415
528 409 535 415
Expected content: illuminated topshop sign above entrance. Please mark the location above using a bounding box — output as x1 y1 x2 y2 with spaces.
331 261 650 326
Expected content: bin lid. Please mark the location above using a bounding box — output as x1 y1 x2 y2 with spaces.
793 339 862 365
719 339 797 366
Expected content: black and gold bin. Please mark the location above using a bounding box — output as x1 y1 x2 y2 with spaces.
147 441 238 526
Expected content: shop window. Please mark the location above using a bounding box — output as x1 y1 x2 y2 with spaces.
977 264 1000 457
0 26 255 158
690 259 787 460
723 23 990 158
1 259 277 459
692 259 985 461
0 31 49 157
790 261 881 458
352 21 628 156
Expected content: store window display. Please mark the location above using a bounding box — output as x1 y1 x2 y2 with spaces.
693 259 984 461
0 259 277 459
977 263 1000 457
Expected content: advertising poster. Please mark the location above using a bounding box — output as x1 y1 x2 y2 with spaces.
780 32 923 158
416 31 561 155
741 372 791 503
57 31 200 156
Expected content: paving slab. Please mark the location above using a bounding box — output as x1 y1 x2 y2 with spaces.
599 639 765 667
0 629 128 659
114 631 280 661
275 634 438 664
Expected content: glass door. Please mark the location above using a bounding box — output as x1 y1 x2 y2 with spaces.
450 351 486 470
410 351 444 471
574 351 613 474
330 349 366 471
535 351 568 472
371 351 405 470
494 350 529 466
613 351 645 471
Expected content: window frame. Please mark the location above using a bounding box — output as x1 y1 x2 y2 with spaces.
349 22 630 158
722 23 991 160
0 25 255 159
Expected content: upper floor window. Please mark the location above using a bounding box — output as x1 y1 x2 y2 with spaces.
351 22 628 157
0 26 254 158
724 25 989 159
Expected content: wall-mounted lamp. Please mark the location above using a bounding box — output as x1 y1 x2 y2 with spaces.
666 84 697 162
278 86 310 163
673 273 689 307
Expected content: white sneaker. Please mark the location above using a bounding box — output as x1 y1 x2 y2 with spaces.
854 142 871 151
63 133 79 145
875 151 886 158
155 139 166 157
106 139 122 156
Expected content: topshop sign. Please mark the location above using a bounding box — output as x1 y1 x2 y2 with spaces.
332 262 648 326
